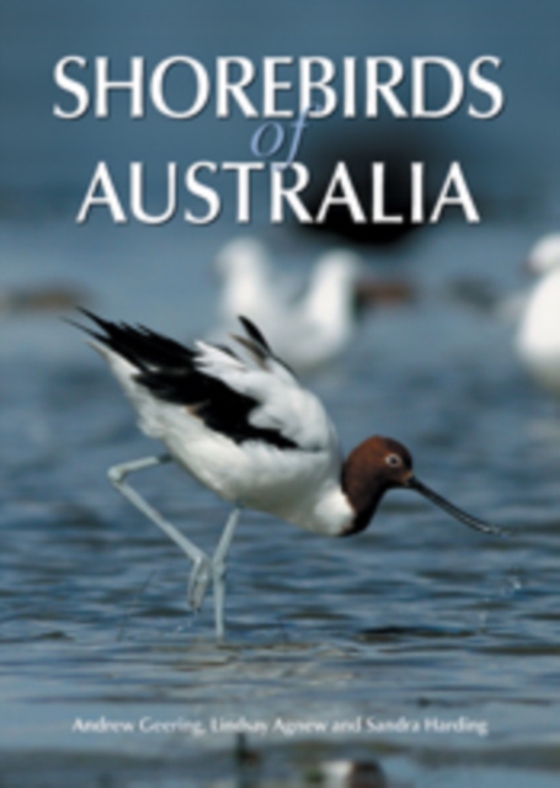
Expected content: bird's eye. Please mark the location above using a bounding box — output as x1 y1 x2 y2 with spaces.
385 453 402 467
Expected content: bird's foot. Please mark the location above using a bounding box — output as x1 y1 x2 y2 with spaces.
187 554 213 611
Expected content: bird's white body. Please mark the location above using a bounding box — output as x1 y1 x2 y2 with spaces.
95 335 354 537
214 238 362 372
516 233 560 395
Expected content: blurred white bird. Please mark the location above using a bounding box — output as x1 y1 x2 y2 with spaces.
213 237 364 372
516 233 560 395
214 237 280 326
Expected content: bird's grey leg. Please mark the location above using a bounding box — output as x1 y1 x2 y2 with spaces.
211 507 242 641
107 454 213 610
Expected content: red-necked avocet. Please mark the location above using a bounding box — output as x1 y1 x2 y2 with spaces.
516 233 560 396
76 310 501 639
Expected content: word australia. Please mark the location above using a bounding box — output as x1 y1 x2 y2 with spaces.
76 160 480 225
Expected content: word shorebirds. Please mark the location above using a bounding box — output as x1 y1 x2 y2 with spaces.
76 309 501 640
516 233 560 395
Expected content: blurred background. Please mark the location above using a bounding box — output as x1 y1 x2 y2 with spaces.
1 1 560 786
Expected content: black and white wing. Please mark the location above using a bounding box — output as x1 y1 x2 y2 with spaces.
76 310 336 454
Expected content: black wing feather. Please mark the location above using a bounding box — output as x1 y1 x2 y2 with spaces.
238 315 272 353
76 310 297 450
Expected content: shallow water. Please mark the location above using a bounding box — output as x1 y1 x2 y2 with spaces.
1 216 560 786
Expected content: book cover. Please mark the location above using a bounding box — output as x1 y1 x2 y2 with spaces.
1 1 559 785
